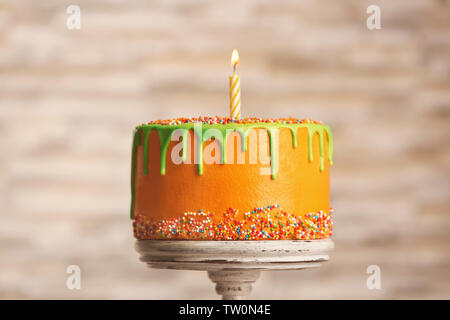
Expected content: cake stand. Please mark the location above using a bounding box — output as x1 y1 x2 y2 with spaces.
135 239 334 299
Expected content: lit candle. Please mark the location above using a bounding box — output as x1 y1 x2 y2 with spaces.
229 49 241 119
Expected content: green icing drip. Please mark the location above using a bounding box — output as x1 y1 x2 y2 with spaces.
130 129 140 219
307 127 313 162
268 127 278 179
202 128 226 167
236 128 248 152
304 124 333 172
142 127 152 176
157 127 176 176
130 122 334 218
181 130 188 162
325 127 334 166
289 127 298 148
194 125 203 175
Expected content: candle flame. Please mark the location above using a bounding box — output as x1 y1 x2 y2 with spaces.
231 49 240 68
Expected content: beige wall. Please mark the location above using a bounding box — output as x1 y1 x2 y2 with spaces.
0 0 449 299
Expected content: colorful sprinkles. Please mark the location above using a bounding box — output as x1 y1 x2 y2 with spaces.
138 116 323 127
133 206 333 240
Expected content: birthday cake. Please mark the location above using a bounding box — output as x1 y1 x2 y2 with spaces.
131 116 333 240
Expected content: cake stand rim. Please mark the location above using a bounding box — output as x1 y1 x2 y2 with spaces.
135 238 334 250
134 238 334 271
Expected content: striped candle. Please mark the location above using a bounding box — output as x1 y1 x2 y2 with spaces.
229 49 241 119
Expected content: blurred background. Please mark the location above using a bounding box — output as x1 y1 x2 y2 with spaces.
0 0 449 299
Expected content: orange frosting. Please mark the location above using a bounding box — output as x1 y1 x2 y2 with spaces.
133 127 330 222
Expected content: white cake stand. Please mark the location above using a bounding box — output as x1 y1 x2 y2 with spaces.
135 239 334 299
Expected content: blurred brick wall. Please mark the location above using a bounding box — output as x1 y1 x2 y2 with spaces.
0 0 449 299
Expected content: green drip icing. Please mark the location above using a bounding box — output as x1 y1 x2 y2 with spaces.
236 128 248 152
324 126 334 166
181 130 188 162
317 129 325 172
307 127 314 162
233 126 278 179
130 130 141 219
223 128 248 163
222 129 232 164
220 131 227 164
222 133 226 164
135 123 333 176
202 129 226 166
130 122 334 219
305 124 328 171
142 127 152 176
194 125 203 175
157 127 175 176
268 128 278 179
289 127 298 148
222 128 247 152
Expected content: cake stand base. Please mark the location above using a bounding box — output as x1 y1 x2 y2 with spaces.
135 239 334 300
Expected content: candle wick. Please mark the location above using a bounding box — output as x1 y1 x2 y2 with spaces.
233 64 237 73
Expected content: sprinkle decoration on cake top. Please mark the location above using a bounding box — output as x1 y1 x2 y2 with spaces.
137 116 323 127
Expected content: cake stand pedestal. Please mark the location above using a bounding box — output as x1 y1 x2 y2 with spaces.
135 239 334 300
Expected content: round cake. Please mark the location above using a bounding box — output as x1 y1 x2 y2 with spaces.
131 116 333 240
